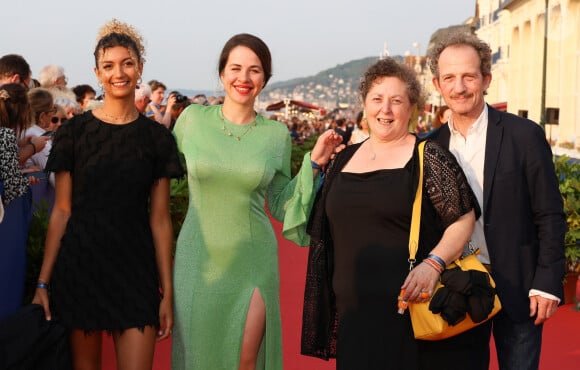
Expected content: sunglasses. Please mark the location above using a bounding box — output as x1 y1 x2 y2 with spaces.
51 116 66 124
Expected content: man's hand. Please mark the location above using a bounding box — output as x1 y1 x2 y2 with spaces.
529 295 559 325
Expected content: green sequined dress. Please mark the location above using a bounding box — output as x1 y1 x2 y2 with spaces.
172 104 319 369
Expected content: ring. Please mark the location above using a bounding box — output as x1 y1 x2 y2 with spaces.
420 291 431 299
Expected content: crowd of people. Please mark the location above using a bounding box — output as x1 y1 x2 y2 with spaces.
0 18 566 370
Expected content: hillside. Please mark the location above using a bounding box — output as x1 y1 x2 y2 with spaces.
267 56 379 90
174 55 405 110
262 55 404 109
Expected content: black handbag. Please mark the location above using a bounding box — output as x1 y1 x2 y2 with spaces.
0 304 72 370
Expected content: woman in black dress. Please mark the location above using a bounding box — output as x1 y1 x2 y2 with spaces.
302 57 480 369
33 19 183 370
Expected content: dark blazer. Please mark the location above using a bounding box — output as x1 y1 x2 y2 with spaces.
429 105 567 322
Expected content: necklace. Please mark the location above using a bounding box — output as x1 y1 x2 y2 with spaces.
219 108 258 141
97 108 138 123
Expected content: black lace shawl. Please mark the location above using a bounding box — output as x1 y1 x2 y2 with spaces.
301 138 480 360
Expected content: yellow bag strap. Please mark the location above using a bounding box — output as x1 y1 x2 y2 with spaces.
408 141 426 269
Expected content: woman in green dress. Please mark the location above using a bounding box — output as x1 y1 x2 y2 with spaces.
172 33 342 370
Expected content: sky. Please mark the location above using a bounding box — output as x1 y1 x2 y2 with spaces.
1 0 475 93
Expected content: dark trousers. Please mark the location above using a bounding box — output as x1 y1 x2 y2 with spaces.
492 309 543 370
0 188 32 321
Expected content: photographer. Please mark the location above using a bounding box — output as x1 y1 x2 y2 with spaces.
167 91 190 130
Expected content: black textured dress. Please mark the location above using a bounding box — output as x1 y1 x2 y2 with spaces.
326 167 418 370
45 112 184 331
302 140 481 369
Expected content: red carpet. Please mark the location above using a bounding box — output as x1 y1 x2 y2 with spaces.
103 219 580 369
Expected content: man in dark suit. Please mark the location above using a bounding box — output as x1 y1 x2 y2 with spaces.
427 32 566 370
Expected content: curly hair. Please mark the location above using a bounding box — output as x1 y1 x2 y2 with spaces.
427 32 492 79
93 18 146 66
358 57 424 109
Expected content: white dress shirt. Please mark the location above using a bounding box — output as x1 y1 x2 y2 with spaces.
448 106 490 264
23 124 55 188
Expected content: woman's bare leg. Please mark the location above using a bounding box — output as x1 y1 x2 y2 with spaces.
238 288 266 370
112 326 156 370
70 329 102 370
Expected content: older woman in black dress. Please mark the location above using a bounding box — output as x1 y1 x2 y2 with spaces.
302 57 480 370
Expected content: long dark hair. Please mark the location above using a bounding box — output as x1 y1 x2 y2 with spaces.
0 83 31 136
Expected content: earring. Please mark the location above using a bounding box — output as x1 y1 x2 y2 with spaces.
98 81 103 91
137 75 142 85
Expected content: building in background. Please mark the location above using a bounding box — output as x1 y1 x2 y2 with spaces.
475 0 580 156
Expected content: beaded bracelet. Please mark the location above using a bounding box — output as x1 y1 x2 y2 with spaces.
36 281 49 289
310 160 323 171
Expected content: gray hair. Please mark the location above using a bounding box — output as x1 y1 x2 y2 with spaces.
427 32 492 79
38 64 66 87
135 83 151 100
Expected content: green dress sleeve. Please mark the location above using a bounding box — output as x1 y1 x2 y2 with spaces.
267 132 321 246
172 104 191 152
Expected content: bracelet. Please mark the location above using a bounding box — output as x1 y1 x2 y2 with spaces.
36 281 49 289
427 253 446 269
310 160 323 171
423 258 444 274
28 142 37 154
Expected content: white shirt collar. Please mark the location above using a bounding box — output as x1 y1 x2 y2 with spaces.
448 104 488 138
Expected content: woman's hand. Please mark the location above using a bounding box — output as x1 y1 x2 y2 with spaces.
32 287 52 321
330 143 346 161
27 135 50 153
157 295 174 341
310 129 344 167
401 262 441 303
